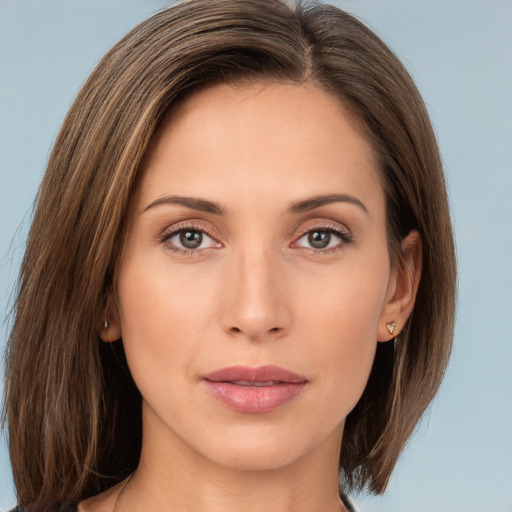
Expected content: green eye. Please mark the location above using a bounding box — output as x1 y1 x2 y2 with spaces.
161 224 221 255
308 231 332 249
294 225 352 253
179 230 203 249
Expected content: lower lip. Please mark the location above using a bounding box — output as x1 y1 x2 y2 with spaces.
202 380 307 413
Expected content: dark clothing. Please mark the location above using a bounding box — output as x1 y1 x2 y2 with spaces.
9 507 77 512
341 491 357 512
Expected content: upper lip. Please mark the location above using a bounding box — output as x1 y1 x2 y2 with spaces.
203 365 307 384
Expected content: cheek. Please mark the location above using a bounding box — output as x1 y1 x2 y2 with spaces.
115 258 205 397
294 258 389 410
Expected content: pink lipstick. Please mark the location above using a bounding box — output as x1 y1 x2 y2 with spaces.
202 365 307 413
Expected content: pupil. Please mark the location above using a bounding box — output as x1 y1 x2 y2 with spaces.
308 231 330 249
180 230 202 249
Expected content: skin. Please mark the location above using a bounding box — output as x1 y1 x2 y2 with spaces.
80 81 421 512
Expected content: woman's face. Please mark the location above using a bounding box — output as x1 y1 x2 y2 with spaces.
111 82 400 472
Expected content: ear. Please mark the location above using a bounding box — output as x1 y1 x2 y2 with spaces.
377 230 422 342
99 297 122 343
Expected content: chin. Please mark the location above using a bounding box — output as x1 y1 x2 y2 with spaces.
194 420 342 473
205 440 309 472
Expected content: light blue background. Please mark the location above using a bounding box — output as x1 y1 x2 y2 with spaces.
1 1 511 511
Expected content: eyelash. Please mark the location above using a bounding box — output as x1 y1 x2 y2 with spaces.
159 221 353 257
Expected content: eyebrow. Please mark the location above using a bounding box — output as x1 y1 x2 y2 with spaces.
144 196 226 215
288 194 369 215
143 193 368 216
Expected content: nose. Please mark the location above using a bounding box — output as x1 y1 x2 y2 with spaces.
220 244 291 342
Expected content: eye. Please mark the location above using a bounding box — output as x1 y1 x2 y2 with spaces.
160 221 351 256
293 224 352 253
161 224 222 254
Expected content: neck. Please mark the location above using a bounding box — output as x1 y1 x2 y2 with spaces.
120 404 346 512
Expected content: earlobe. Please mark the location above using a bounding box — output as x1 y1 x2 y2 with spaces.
378 230 422 342
100 300 122 342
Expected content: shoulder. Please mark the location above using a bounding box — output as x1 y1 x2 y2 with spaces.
77 478 128 512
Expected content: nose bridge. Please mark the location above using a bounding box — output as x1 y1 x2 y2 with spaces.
221 235 290 340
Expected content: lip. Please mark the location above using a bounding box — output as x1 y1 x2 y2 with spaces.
202 365 308 414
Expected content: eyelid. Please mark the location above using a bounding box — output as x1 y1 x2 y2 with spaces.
160 220 219 240
294 220 352 240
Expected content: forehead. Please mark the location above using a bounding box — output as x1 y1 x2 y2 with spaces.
136 81 384 216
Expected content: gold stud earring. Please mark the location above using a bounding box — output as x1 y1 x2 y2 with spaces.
104 317 108 329
386 321 397 336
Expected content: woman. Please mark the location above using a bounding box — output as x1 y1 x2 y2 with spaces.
3 0 456 511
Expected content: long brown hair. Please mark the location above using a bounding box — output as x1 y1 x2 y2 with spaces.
3 0 456 509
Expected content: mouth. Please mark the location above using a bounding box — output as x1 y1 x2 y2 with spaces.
201 365 308 413
228 380 285 387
